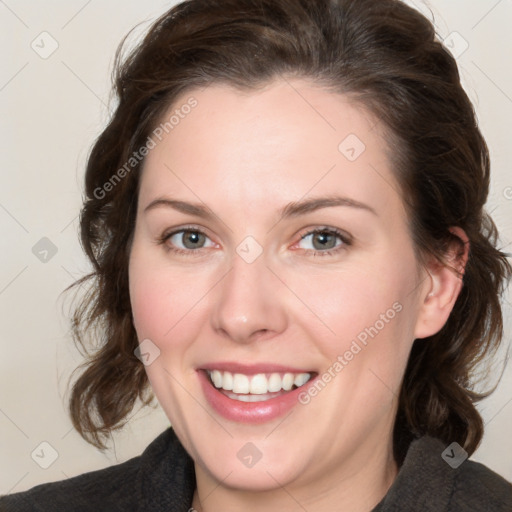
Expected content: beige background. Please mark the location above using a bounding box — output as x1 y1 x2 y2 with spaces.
1 0 511 494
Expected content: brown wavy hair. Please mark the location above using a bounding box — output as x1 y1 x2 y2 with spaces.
67 0 511 457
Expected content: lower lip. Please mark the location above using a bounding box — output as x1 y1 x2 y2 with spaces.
198 370 315 424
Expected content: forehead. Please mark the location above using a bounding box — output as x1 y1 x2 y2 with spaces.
138 79 402 219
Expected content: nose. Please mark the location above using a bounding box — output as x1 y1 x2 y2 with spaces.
211 253 288 344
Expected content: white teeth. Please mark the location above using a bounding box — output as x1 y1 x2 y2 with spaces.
207 370 312 395
268 373 282 392
223 371 233 391
232 373 250 394
282 373 294 391
294 373 310 387
249 374 268 394
224 391 277 402
211 370 223 388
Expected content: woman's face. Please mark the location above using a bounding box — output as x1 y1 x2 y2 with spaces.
128 80 433 493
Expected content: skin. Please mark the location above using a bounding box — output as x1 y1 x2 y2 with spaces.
128 79 467 512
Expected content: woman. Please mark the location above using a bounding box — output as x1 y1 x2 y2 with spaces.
2 0 511 510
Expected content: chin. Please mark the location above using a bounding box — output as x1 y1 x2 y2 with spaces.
200 450 305 492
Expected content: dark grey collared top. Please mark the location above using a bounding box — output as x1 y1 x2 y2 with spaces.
1 428 511 511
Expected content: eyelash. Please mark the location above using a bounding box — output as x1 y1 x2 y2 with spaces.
298 227 352 257
157 225 352 258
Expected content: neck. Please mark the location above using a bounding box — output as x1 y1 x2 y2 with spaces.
191 434 398 512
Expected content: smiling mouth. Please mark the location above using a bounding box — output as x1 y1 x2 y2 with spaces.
205 369 315 402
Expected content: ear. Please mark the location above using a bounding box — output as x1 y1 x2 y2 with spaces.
414 227 469 340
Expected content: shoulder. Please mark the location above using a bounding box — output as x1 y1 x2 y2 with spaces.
0 456 141 512
373 436 512 512
450 455 512 511
0 429 178 512
420 437 512 511
414 437 512 511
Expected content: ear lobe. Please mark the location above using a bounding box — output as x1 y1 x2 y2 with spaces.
414 227 469 340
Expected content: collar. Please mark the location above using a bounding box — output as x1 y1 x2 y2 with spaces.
138 428 196 511
372 436 455 511
137 429 455 511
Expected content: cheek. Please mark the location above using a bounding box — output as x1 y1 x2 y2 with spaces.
296 262 402 338
129 249 205 341
129 270 171 340
297 252 418 382
129 244 184 350
128 255 201 407
128 251 217 396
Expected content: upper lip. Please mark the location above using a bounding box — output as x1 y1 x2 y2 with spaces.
199 362 314 375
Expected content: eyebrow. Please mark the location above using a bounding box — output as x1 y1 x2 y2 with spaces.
143 195 377 219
